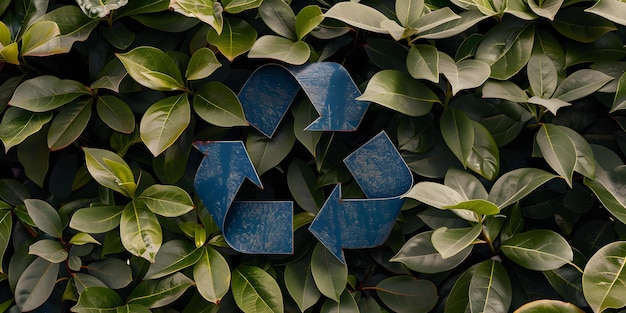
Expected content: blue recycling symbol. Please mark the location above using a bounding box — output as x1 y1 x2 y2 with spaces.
194 62 414 263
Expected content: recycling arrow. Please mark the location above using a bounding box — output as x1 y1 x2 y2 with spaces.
238 62 369 137
309 131 414 263
193 141 293 254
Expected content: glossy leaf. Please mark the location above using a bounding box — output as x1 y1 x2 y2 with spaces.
171 0 223 34
488 168 558 208
145 240 203 279
584 165 626 225
222 0 262 13
292 99 322 156
96 95 135 134
391 230 472 273
403 182 465 209
439 52 491 95
9 76 90 112
140 93 191 157
248 36 310 65
554 7 617 42
444 167 489 200
70 206 123 233
83 147 136 198
311 243 347 302
259 0 297 40
246 120 295 176
295 5 324 40
116 46 186 91
407 44 439 83
527 53 558 98
207 18 257 61
193 82 248 127
357 70 439 116
24 199 62 238
320 289 359 313
127 272 194 308
502 230 573 271
20 21 60 57
432 224 482 258
612 71 626 113
138 184 194 217
47 99 92 150
325 2 390 33
527 96 572 115
69 233 100 245
76 0 128 18
15 257 59 312
469 260 512 313
0 107 52 152
0 209 11 269
528 0 563 20
72 286 122 312
466 121 500 180
553 69 612 102
482 80 529 103
194 247 231 303
418 9 489 39
186 47 221 80
284 252 320 312
377 276 438 313
287 159 324 213
231 266 284 313
513 300 585 313
582 241 626 312
86 258 132 289
441 107 474 169
445 265 476 313
120 200 162 262
28 239 67 263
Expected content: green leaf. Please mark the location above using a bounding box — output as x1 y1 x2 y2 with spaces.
96 95 135 134
488 168 558 208
356 70 439 117
15 257 59 312
207 18 257 61
287 159 324 213
72 287 123 313
441 107 474 169
0 209 11 270
259 0 297 40
9 76 90 112
584 166 626 225
418 9 489 40
391 230 472 273
24 199 62 238
469 260 512 313
70 206 123 233
127 272 194 308
527 96 571 115
145 240 203 280
552 69 612 102
406 44 439 83
116 46 186 91
76 0 128 18
69 233 100 245
466 121 500 180
528 53 558 98
376 276 438 313
138 184 194 217
194 246 231 303
140 93 191 157
33 6 99 56
186 47 221 81
83 147 136 198
284 252 320 312
246 120 295 176
439 52 491 95
28 239 67 263
193 82 248 127
222 0 262 13
311 242 347 302
445 265 476 313
171 0 223 34
444 199 500 215
397 0 425 28
612 71 626 113
47 99 92 150
444 167 489 200
553 7 617 42
586 0 626 26
20 21 61 57
582 241 626 312
432 224 482 258
91 59 128 93
320 289 359 313
481 80 529 103
86 258 132 289
502 230 573 271
0 108 52 152
231 266 284 313
73 273 108 294
514 299 585 313
403 182 466 209
528 0 563 20
116 304 152 313
16 124 49 188
325 2 390 33
248 36 310 65
295 5 324 40
120 200 162 262
292 99 322 156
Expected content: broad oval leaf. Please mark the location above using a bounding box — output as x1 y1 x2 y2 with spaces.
439 53 490 95
527 53 558 98
376 276 438 313
232 265 284 313
501 229 573 271
407 44 439 83
24 199 62 238
403 182 465 209
325 2 390 33
138 184 194 217
441 107 474 169
86 258 132 289
170 0 223 34
586 0 626 27
320 289 359 313
248 36 310 65
527 96 572 115
469 260 512 313
140 93 191 157
488 167 558 208
311 242 347 302
258 0 297 40
73 273 108 294
145 240 203 280
120 200 162 262
194 246 231 303
444 264 476 313
83 147 136 198
466 121 500 180
584 166 626 225
356 70 439 117
15 257 60 312
28 239 67 263
284 252 320 312
193 82 248 127
287 159 324 213
20 21 61 57
0 107 52 152
554 7 617 42
582 241 626 313
72 286 123 313
552 69 612 102
246 120 295 176
47 99 92 151
186 47 221 80
127 272 194 308
116 46 186 91
76 0 128 18
69 205 123 233
295 5 324 40
432 224 482 259
418 9 490 39
96 95 135 134
207 18 257 61
222 0 262 13
513 299 585 313
482 80 529 103
444 167 489 200
391 230 472 273
34 6 99 56
69 232 100 245
9 76 90 112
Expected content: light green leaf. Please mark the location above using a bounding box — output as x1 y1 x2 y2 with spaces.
69 233 100 245
469 260 512 313
194 247 231 303
96 95 135 134
501 229 573 270
91 59 128 93
145 240 202 280
444 167 489 200
222 0 262 13
528 53 558 98
86 258 132 289
528 0 563 20
9 76 90 112
28 239 67 263
396 0 425 28
248 36 310 65
582 241 626 312
140 93 191 157
439 53 491 95
120 200 162 262
116 46 186 91
246 120 295 176
0 209 11 270
186 47 221 80
24 199 62 238
73 273 108 294
171 0 223 34
584 165 626 224
311 243 347 302
612 71 626 113
527 96 571 115
377 276 439 313
466 121 500 180
0 107 52 152
415 7 461 33
381 19 418 41
514 300 585 313
441 107 474 169
586 0 626 26
34 6 99 56
193 82 248 127
138 184 194 217
15 257 59 312
444 199 500 215
47 99 92 151
391 230 472 273
259 0 297 40
83 147 136 197
284 252 320 312
488 167 558 208
76 0 128 18
356 70 439 116
116 304 151 313
406 44 439 83
552 69 613 102
69 205 123 233
232 266 284 313
324 2 390 33
207 18 257 61
418 9 489 40
20 21 61 57
295 5 324 40
482 80 529 103
127 272 194 308
403 181 466 209
72 287 122 313
432 224 482 258
0 42 19 65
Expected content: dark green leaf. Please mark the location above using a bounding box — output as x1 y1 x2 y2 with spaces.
17 126 49 187
287 159 324 213
70 206 123 233
466 121 499 180
391 230 472 273
584 166 626 225
47 99 92 150
76 0 128 18
469 260 512 313
9 76 90 112
441 107 474 169
246 120 295 176
488 168 558 208
71 286 122 313
553 7 617 43
116 46 186 91
0 208 11 269
475 19 534 80
15 257 59 312
24 199 62 238
0 107 52 152
96 96 135 134
320 289 359 313
284 252 320 312
127 272 194 308
148 241 201 280
311 242 347 302
28 239 67 263
377 276 438 313
86 258 132 289
502 230 573 270
259 0 296 40
186 47 221 80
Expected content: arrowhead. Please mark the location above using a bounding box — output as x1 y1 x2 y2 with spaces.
309 185 346 263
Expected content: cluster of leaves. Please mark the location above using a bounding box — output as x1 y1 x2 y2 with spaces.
0 0 626 312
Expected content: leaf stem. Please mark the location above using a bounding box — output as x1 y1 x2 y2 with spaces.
480 224 497 255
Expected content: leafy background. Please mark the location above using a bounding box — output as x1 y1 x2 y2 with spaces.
0 0 626 312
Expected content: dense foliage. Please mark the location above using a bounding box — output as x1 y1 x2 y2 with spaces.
1 0 626 312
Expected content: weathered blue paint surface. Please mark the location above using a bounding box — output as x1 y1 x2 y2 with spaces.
238 62 369 138
193 141 293 254
309 131 414 263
